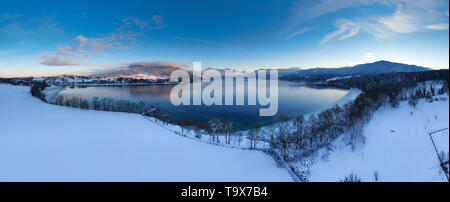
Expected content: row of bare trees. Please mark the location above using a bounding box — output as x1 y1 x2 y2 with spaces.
53 95 156 115
267 102 366 162
275 70 449 181
207 118 237 145
271 81 448 164
30 82 48 102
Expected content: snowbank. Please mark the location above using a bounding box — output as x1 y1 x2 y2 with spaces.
309 98 449 182
333 88 361 106
0 84 292 182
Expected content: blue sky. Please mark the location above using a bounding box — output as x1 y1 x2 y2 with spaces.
0 0 449 77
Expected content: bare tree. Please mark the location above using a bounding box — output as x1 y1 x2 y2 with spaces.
194 126 202 139
208 118 224 143
247 126 261 149
55 95 64 105
235 132 243 146
293 116 305 150
268 123 277 146
138 101 146 114
276 121 293 160
223 121 234 144
91 97 100 110
160 112 171 125
340 173 362 182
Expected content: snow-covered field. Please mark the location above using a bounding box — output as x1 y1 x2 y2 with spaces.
2 83 447 182
309 97 449 182
0 84 292 182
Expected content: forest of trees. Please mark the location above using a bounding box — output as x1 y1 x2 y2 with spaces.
52 95 156 115
266 69 449 180
0 77 34 86
30 82 48 102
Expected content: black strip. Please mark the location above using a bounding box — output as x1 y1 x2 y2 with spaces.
0 182 448 201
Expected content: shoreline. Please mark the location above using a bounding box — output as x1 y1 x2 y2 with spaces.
43 83 361 128
42 86 64 103
50 82 178 87
300 87 361 120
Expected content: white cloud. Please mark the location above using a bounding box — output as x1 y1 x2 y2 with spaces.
289 0 389 24
40 55 85 66
357 18 395 39
363 52 378 62
285 27 311 40
119 15 165 38
91 61 188 75
378 10 417 33
40 16 164 66
289 0 449 44
319 19 360 45
75 35 88 44
375 0 449 34
126 61 188 68
281 0 389 35
0 16 64 39
169 36 238 49
425 23 449 30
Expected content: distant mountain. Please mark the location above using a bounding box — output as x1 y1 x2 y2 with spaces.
281 61 430 80
277 67 302 73
195 67 301 78
253 67 302 78
90 60 430 81
91 62 187 80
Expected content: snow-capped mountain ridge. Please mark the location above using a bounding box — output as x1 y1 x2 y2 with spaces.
91 63 183 80
283 60 431 78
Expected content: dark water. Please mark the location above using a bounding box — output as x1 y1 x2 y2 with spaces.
48 81 349 130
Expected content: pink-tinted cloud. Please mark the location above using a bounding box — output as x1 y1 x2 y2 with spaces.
40 15 165 67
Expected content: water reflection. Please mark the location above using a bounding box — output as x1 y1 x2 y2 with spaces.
52 81 348 130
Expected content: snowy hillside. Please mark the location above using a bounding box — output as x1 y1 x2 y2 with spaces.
283 60 430 78
0 84 292 182
309 97 449 182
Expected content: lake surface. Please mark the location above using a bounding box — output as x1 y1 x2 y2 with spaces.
47 81 349 130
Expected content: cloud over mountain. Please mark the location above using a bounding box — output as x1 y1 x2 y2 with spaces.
91 61 188 79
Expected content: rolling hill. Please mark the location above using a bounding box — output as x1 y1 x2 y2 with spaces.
281 61 431 80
